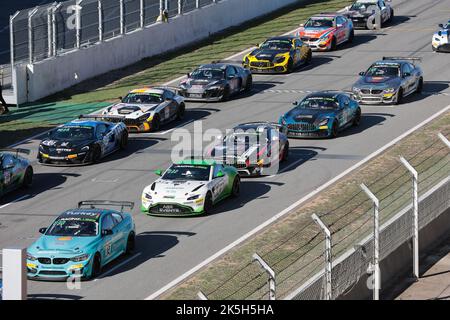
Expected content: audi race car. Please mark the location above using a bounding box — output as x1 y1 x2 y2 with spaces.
0 149 33 199
141 159 240 216
279 91 361 138
343 0 394 29
432 21 450 52
207 122 289 176
27 201 136 280
101 87 185 132
352 57 424 105
178 63 253 101
38 115 128 165
297 13 354 51
242 36 312 73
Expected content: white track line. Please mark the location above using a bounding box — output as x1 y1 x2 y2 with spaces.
0 194 31 209
145 103 450 300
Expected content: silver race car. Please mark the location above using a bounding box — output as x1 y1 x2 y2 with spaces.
343 0 394 29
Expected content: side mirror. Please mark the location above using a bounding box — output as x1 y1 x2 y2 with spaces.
255 43 260 48
47 130 54 137
215 171 225 178
101 229 113 236
359 71 365 76
439 24 443 28
154 169 163 176
299 23 304 27
39 227 47 234
118 96 123 101
292 101 297 106
187 73 191 78
403 72 411 78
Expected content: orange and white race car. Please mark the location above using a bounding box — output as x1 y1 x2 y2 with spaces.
297 13 354 51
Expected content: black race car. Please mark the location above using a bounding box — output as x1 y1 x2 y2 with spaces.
178 62 253 102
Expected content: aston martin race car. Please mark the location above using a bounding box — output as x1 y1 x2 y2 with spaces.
207 122 289 176
141 159 240 216
352 57 424 104
101 87 185 132
297 13 354 51
343 0 394 29
279 91 361 138
37 115 128 165
432 21 450 52
0 149 33 199
178 63 253 101
242 36 312 73
27 200 136 280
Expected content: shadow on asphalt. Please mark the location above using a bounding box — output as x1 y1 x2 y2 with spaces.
339 112 395 137
27 293 83 300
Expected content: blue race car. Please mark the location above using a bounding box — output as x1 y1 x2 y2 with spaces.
27 200 135 280
279 91 361 138
37 115 128 165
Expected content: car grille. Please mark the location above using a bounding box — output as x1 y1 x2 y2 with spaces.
360 88 383 94
122 118 141 126
250 61 273 68
301 37 319 42
38 258 52 264
39 271 67 276
149 204 192 215
287 123 317 132
53 258 70 265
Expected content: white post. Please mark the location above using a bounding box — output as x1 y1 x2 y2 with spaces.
98 0 103 42
197 291 208 300
10 11 20 69
47 7 52 57
75 0 83 49
178 0 182 15
28 7 39 64
252 253 275 300
119 0 124 34
140 0 144 28
360 183 380 300
196 0 199 9
51 3 62 56
400 156 419 280
312 214 332 300
438 133 450 149
2 248 27 300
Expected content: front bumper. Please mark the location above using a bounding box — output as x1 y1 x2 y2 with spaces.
141 198 205 216
27 257 91 281
300 37 331 51
38 150 89 165
353 89 397 104
435 43 450 52
286 123 330 138
243 61 288 74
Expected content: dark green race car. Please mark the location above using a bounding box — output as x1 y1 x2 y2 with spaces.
0 149 33 199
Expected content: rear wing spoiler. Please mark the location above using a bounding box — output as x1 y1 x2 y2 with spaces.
79 114 125 122
382 56 422 64
0 148 31 156
78 200 134 212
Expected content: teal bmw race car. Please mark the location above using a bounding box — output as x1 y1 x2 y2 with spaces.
26 201 135 280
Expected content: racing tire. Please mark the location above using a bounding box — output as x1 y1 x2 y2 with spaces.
231 176 240 198
204 192 213 214
120 132 128 150
152 115 161 132
416 78 423 94
22 167 33 188
348 29 354 44
245 76 253 92
330 121 339 138
176 103 185 121
281 142 289 162
330 37 337 51
125 232 136 255
352 108 362 127
395 88 403 105
287 59 294 73
221 86 231 102
90 254 101 279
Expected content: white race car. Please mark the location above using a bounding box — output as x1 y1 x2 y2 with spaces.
141 159 240 216
101 87 185 133
432 21 450 52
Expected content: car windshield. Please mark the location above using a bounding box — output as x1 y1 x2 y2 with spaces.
162 164 211 181
223 132 266 144
46 217 98 237
51 126 94 141
122 93 163 104
365 65 400 77
350 2 378 12
304 18 334 28
191 68 225 80
260 40 292 50
297 97 339 110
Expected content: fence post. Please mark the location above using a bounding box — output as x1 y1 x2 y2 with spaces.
47 7 52 57
360 183 380 300
178 0 182 15
119 0 124 34
312 214 332 300
28 7 39 64
196 0 199 9
75 0 83 49
400 156 419 280
197 291 208 300
51 3 62 56
97 0 103 42
438 133 450 149
252 253 275 300
140 0 144 28
10 11 20 74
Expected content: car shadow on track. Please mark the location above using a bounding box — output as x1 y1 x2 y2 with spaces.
340 34 379 50
293 56 335 73
402 81 450 104
28 293 83 300
338 112 395 137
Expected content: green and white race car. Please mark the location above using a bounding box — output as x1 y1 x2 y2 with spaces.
141 159 240 216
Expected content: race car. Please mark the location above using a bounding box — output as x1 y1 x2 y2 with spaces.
343 0 394 29
101 87 185 132
279 91 361 138
206 122 290 176
432 21 450 52
178 62 253 101
242 35 312 73
0 148 33 199
37 115 128 165
297 13 354 51
26 200 135 280
352 57 424 105
141 159 240 216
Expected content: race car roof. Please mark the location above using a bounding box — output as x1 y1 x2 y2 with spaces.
199 63 229 69
129 87 165 95
267 35 297 41
355 0 378 3
67 119 108 127
310 13 339 18
304 91 340 99
177 159 216 166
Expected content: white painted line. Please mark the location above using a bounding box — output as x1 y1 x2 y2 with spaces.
91 178 119 183
96 252 142 280
145 103 450 300
0 194 31 209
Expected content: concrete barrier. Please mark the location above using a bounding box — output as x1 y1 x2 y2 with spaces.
14 0 305 103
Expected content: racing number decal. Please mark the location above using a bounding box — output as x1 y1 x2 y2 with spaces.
4 171 11 185
105 242 112 256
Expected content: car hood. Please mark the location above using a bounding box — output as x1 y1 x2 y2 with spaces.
345 9 372 18
299 27 335 38
284 108 336 123
40 139 93 150
180 79 225 90
355 76 401 88
249 48 288 61
29 236 98 255
151 179 208 195
212 143 261 159
105 103 159 119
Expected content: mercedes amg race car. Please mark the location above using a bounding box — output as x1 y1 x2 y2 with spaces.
297 13 354 51
207 122 289 176
178 63 253 101
279 91 361 138
242 36 312 73
141 159 240 216
352 57 424 104
37 115 128 165
27 201 136 280
343 0 394 29
432 21 450 52
0 149 33 199
101 87 185 132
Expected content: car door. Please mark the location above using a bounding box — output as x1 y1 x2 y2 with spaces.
163 90 178 119
401 63 415 94
96 124 113 155
211 164 229 201
378 1 388 23
111 212 128 253
336 97 349 127
293 39 303 66
226 66 240 93
335 17 347 44
100 214 121 264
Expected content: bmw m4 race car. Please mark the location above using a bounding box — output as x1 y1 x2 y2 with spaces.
38 115 128 165
297 13 354 51
207 122 289 176
101 87 185 132
141 159 240 216
343 0 394 29
242 36 312 73
279 91 361 138
178 63 253 101
0 149 33 199
27 201 135 280
432 21 450 52
352 57 423 104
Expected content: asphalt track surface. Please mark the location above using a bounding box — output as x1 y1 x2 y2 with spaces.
1 0 450 300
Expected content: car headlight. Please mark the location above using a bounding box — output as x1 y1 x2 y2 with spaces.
144 193 152 200
434 37 441 41
70 254 90 262
274 56 286 64
383 88 396 93
319 33 332 41
81 146 90 152
187 194 200 201
27 253 37 261
317 118 329 126
280 117 286 125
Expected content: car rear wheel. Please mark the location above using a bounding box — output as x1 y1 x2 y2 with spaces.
125 232 135 255
352 108 362 127
22 167 33 188
120 132 128 150
176 103 185 120
204 192 213 214
231 176 240 198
